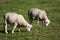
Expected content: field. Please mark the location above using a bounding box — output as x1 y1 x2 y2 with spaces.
0 0 60 40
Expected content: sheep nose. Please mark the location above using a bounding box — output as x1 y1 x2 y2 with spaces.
46 24 49 26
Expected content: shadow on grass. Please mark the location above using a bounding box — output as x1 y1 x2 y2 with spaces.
0 30 26 34
0 30 5 33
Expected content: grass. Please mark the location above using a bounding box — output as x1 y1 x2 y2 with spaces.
0 0 60 40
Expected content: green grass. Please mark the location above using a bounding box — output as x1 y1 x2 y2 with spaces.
0 0 60 40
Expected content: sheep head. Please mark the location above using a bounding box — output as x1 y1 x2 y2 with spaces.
26 24 32 32
44 18 50 26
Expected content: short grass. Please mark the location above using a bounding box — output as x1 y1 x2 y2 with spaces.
0 0 60 40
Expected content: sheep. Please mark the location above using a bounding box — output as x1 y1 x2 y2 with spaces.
4 12 32 34
28 8 50 26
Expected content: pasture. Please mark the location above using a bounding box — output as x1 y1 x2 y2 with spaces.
0 0 60 40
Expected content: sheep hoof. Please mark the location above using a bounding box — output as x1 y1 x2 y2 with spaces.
5 32 8 34
12 32 14 34
27 30 30 32
18 30 21 33
12 31 14 34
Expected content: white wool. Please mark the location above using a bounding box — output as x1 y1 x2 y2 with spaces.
4 12 32 34
28 8 50 26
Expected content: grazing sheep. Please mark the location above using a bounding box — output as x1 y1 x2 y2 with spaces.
28 8 50 26
4 12 32 34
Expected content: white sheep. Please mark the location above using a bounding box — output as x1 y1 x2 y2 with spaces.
4 12 32 34
28 8 50 26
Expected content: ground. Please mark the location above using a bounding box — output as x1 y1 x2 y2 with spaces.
0 0 60 40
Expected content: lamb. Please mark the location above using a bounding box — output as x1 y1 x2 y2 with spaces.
4 12 32 34
28 8 50 26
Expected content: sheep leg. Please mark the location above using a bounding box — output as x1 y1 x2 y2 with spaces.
28 14 33 25
30 19 33 25
28 16 33 25
18 26 21 32
4 19 8 34
42 21 44 25
37 19 39 25
37 20 39 24
18 28 21 32
12 23 18 34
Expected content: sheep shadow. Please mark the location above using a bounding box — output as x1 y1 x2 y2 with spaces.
0 24 27 34
0 30 26 34
0 30 11 34
0 30 5 33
